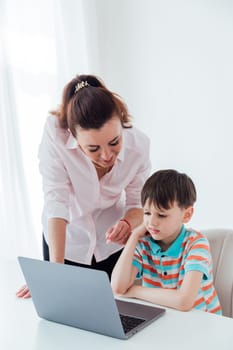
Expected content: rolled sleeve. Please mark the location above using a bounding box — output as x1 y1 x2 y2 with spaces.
39 119 71 222
45 200 70 222
125 138 151 210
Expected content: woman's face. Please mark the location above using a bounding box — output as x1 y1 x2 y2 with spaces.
76 115 123 168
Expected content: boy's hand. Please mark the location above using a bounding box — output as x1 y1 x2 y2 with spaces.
132 224 147 240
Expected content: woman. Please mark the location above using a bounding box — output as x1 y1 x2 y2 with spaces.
17 74 151 298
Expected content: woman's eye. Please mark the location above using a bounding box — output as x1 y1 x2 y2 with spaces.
158 214 167 218
144 211 151 216
88 147 99 153
109 140 119 146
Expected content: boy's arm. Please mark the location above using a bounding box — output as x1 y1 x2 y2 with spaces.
111 224 146 294
123 270 203 311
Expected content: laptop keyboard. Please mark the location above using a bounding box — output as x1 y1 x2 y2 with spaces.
119 314 145 333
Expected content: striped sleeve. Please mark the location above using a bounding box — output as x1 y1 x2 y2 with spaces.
184 235 211 280
132 241 144 277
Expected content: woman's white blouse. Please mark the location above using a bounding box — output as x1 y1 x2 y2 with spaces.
39 116 151 264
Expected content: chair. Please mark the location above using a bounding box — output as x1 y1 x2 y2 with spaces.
203 228 233 318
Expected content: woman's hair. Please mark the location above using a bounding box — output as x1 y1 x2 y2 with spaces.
51 74 131 137
141 169 197 209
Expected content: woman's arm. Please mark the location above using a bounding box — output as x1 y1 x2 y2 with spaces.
123 207 143 229
47 217 67 263
16 217 67 298
106 208 143 244
122 270 203 311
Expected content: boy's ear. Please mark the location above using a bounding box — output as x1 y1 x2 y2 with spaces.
183 206 194 223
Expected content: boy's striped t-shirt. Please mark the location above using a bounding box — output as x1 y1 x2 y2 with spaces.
132 225 222 314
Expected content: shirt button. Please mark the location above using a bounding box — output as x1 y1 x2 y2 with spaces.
161 255 165 258
164 271 167 276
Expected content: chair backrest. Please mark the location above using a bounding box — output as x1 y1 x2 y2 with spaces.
202 229 233 318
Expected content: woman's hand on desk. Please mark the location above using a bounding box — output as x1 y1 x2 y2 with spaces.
16 284 31 298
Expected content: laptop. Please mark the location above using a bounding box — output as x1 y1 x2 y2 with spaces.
18 256 165 340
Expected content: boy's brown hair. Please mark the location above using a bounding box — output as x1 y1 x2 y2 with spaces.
141 169 196 210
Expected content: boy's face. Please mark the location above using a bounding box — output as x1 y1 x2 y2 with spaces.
143 200 193 249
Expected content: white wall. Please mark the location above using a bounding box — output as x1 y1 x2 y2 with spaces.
84 0 233 230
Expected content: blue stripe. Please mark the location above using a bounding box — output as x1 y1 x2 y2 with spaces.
195 301 207 310
207 296 221 311
188 247 210 256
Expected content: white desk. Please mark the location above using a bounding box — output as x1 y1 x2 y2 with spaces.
1 258 233 350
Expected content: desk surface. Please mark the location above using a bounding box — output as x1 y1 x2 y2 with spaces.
1 259 233 350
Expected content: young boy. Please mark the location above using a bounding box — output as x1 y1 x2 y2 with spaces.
111 169 222 314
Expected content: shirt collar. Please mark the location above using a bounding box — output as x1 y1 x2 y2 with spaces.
117 138 125 162
114 127 127 162
66 132 77 149
150 225 186 257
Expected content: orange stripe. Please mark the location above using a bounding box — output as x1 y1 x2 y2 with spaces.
141 249 154 258
142 268 179 281
162 257 182 266
193 297 205 307
187 255 207 261
210 305 222 313
142 263 156 272
151 259 161 265
205 290 217 304
202 282 213 292
134 253 141 260
143 277 162 287
184 235 205 246
191 244 209 250
142 263 159 272
143 242 151 249
163 273 179 280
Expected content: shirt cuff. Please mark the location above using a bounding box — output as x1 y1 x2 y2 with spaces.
45 201 70 222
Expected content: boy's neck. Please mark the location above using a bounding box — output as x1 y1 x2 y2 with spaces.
156 225 184 252
158 241 170 252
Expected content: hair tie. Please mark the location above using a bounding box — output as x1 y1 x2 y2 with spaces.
74 81 89 93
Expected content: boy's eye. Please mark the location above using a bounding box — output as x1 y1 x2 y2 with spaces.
144 211 151 216
158 214 167 218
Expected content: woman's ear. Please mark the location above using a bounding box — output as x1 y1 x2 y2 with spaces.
183 206 194 223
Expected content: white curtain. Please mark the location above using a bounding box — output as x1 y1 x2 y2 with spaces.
0 0 37 259
0 0 88 260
